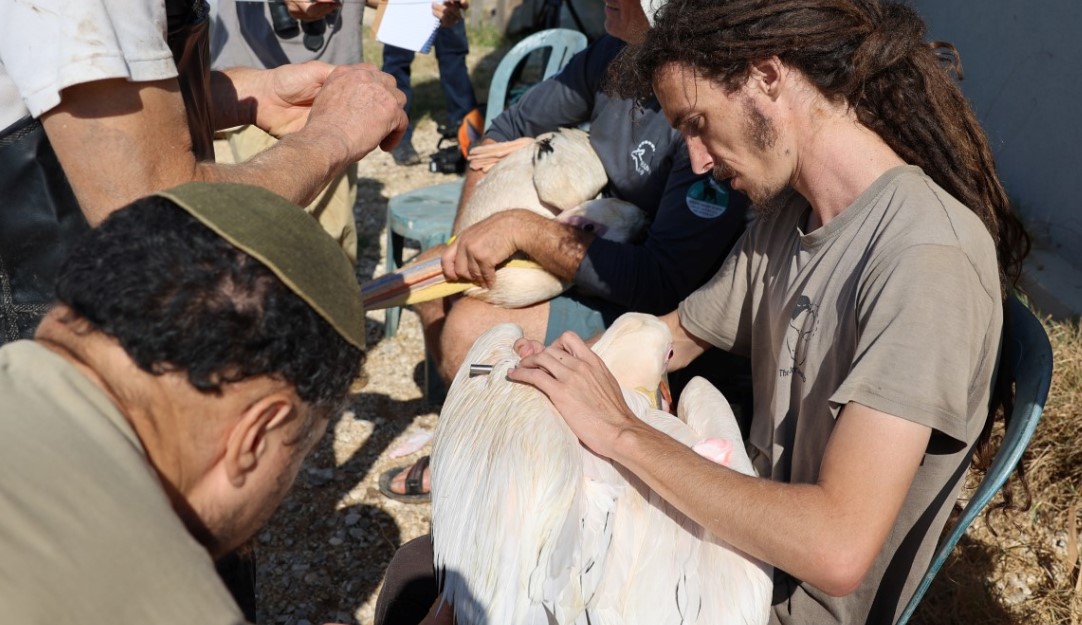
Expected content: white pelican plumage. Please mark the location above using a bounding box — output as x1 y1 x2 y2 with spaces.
362 128 647 311
430 313 773 625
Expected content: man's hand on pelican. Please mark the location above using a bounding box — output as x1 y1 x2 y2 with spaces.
440 209 543 289
508 331 643 460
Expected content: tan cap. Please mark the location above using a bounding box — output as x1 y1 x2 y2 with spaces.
155 182 365 350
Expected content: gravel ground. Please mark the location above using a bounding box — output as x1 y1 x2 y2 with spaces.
253 120 461 625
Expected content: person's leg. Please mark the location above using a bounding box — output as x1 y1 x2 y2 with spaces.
305 162 359 263
541 290 615 345
374 536 441 625
433 21 478 129
226 125 359 261
436 295 549 383
426 291 612 388
223 123 277 165
381 43 421 163
381 43 417 143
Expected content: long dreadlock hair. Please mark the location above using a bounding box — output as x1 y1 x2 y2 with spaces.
610 0 1032 514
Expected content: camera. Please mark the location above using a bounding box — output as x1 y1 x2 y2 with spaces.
429 144 466 175
428 121 469 174
268 2 334 51
268 1 300 37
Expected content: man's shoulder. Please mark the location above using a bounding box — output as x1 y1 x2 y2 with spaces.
0 0 175 120
878 167 997 256
0 342 242 623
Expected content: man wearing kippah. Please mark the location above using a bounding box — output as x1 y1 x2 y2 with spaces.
0 182 365 624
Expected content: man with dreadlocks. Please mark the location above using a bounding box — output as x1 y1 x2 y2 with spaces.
510 0 1030 623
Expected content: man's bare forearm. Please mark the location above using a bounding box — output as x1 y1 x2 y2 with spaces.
610 401 930 596
513 213 595 282
43 76 361 222
194 127 351 208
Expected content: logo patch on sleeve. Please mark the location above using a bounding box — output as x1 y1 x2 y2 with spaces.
685 178 730 219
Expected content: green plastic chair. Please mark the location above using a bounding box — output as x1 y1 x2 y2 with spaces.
383 28 588 338
894 296 1053 625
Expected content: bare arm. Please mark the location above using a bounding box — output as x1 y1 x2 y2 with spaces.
659 310 710 371
441 209 594 287
42 67 406 224
507 332 930 597
619 400 929 595
444 133 601 286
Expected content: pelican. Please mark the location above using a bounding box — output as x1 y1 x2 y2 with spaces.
430 313 773 625
362 128 647 310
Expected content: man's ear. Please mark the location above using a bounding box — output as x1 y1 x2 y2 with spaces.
748 56 785 100
224 393 296 488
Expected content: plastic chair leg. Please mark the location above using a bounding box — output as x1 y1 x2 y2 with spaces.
384 209 403 338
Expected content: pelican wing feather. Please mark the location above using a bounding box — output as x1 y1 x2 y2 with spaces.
432 315 772 625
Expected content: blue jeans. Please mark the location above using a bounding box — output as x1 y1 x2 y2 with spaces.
381 20 478 144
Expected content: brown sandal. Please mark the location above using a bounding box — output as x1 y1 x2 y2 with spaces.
378 455 431 504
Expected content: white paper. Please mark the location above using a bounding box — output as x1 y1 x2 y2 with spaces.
376 0 440 53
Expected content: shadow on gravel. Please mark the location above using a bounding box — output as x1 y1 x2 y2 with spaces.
909 533 1015 625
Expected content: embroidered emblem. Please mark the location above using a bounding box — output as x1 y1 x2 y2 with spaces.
631 140 656 175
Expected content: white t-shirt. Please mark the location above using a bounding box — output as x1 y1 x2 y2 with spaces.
0 0 179 130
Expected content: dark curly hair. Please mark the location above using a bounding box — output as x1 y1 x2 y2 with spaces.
55 195 363 413
610 0 1031 512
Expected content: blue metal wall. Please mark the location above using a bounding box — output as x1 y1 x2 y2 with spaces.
910 1 1082 258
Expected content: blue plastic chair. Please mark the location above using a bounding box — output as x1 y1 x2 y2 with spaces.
383 28 588 338
482 28 588 132
894 297 1053 625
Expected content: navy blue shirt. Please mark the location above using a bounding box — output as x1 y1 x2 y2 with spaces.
487 36 747 314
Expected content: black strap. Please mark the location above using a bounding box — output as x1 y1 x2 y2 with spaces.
0 116 88 344
405 455 431 495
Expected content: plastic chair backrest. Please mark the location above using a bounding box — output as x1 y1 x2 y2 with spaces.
483 28 588 130
894 297 1053 625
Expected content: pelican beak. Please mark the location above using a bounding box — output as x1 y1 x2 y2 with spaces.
659 378 674 414
360 257 548 310
361 256 473 310
631 378 674 413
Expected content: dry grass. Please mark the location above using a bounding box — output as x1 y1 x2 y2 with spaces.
913 310 1082 624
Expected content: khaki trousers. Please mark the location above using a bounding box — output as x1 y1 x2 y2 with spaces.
214 125 359 263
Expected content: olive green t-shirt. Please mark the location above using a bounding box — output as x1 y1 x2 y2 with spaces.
679 166 1002 625
0 340 245 624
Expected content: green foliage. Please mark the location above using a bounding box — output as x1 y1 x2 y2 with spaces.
467 21 503 49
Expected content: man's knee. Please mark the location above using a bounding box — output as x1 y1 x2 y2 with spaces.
374 536 437 625
437 297 548 376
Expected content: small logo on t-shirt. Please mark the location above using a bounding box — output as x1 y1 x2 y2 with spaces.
685 178 730 219
781 295 818 383
631 140 656 175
